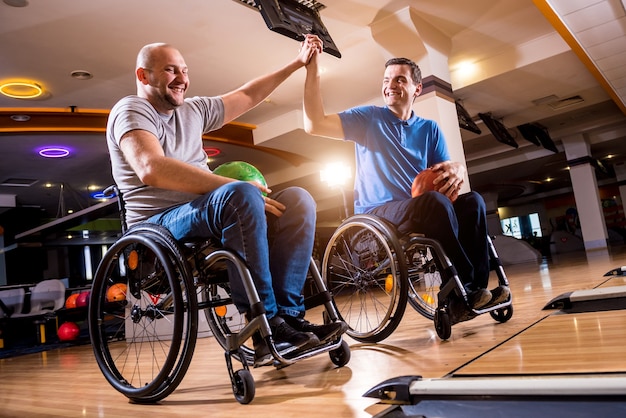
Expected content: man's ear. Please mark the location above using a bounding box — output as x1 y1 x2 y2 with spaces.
414 82 423 98
137 68 149 85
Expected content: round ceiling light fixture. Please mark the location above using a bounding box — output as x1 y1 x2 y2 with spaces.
10 114 31 122
203 147 221 157
70 70 93 80
38 147 71 158
3 0 29 7
0 81 43 99
90 191 110 199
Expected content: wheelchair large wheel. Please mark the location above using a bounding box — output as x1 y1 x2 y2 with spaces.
405 239 443 321
323 215 408 343
89 224 198 403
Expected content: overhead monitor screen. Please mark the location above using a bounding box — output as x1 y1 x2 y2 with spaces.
256 0 342 58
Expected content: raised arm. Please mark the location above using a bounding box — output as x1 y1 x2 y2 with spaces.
220 35 321 124
303 47 345 140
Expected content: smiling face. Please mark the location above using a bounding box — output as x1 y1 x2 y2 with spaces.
136 44 189 114
382 64 422 119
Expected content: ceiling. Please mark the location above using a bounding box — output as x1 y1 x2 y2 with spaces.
1 0 625 239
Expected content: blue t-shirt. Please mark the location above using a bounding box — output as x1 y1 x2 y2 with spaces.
339 105 449 213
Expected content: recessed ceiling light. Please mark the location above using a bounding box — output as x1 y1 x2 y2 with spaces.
0 81 43 99
38 147 71 158
70 70 93 80
90 191 114 199
3 0 28 7
203 147 221 157
10 114 30 122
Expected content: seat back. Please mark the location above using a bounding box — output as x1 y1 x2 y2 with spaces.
103 184 128 233
0 288 26 318
27 279 66 313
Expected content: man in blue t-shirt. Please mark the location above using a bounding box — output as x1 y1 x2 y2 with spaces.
303 43 509 317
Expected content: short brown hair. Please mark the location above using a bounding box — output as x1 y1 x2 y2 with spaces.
385 58 422 85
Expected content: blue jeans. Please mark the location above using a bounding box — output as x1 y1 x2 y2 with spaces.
367 191 489 291
146 182 316 318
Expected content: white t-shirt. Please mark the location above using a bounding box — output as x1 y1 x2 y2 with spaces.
106 95 225 226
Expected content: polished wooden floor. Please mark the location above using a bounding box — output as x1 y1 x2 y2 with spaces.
2 246 626 417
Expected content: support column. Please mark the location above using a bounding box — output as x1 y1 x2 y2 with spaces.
562 133 608 251
481 191 502 236
413 80 469 193
614 162 626 235
615 161 626 208
370 6 470 193
0 225 5 286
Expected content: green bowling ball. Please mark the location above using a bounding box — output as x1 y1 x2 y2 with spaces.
213 161 267 194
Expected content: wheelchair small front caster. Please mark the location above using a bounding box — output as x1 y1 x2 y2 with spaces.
232 369 255 404
434 308 451 340
329 339 351 367
490 304 514 323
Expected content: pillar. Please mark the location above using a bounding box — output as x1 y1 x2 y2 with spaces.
0 225 5 286
369 6 470 194
561 133 608 251
614 161 626 234
481 191 503 236
615 161 626 208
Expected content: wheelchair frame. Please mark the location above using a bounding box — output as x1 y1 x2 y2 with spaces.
88 186 350 404
322 214 513 342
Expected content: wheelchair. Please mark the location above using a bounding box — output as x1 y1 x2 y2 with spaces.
322 214 513 342
88 186 350 405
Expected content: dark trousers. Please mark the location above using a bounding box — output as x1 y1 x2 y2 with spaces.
368 190 489 291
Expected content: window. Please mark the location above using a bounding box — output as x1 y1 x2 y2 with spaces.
501 217 521 239
529 213 542 237
501 213 542 239
83 246 93 280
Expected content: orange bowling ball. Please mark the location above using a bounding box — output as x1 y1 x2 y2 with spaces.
65 293 79 309
106 283 127 302
411 167 458 202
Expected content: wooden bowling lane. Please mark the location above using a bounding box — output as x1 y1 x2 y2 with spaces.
454 307 626 376
598 272 626 288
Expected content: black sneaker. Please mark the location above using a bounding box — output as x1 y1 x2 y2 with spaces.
270 315 319 350
489 286 510 305
252 334 273 367
281 315 348 343
252 336 296 367
247 312 274 367
251 316 317 367
467 288 492 309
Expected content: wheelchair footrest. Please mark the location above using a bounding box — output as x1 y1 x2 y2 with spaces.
272 337 345 368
